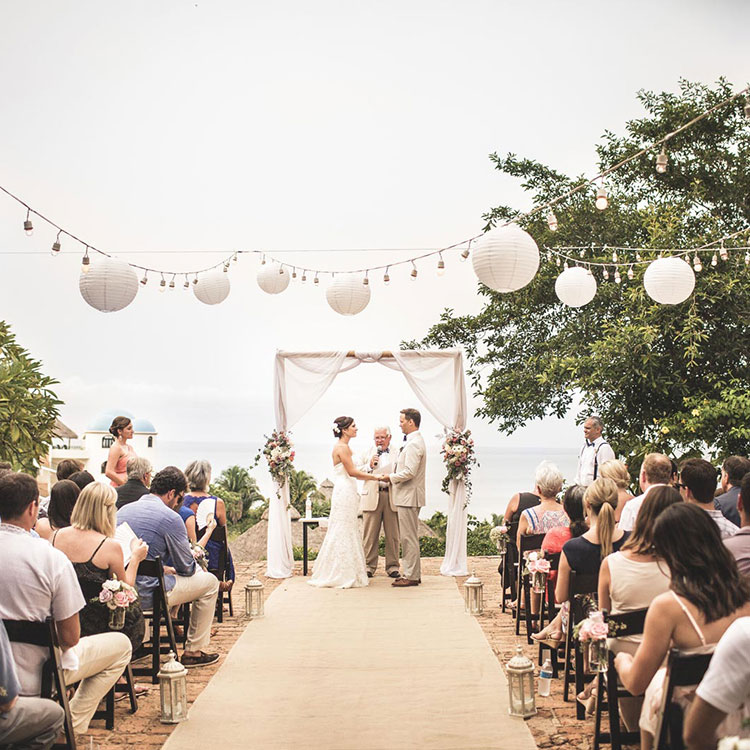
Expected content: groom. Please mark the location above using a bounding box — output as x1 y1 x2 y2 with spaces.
386 408 426 588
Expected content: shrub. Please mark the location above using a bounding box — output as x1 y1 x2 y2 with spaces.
293 545 318 561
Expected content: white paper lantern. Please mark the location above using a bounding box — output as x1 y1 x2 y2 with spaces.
193 270 230 305
257 263 290 295
472 224 540 293
555 266 597 307
326 274 371 315
643 257 695 305
79 256 139 312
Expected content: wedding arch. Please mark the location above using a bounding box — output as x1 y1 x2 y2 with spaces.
266 349 470 579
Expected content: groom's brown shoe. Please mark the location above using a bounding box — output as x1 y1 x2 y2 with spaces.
392 578 419 587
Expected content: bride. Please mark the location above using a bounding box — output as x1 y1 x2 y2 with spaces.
309 416 381 589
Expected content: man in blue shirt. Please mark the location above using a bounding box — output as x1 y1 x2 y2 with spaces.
0 620 65 749
117 466 220 668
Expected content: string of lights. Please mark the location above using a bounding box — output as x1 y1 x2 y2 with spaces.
0 86 748 284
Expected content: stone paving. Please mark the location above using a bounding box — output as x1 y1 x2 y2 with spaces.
80 556 614 749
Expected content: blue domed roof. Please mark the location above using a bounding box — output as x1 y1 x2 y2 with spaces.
87 410 135 433
133 418 157 434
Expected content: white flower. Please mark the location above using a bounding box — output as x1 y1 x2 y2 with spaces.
102 579 121 591
718 739 740 750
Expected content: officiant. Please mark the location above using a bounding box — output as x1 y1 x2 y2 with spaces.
357 426 401 578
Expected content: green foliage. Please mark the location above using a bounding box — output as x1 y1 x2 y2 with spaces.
287 468 327 516
419 536 446 557
293 545 318 561
210 464 267 529
0 322 61 473
467 515 496 556
423 511 448 540
410 79 750 464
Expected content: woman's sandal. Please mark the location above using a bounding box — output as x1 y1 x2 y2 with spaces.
531 629 563 648
576 686 598 716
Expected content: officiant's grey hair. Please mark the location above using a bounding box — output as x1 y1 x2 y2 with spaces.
374 426 391 436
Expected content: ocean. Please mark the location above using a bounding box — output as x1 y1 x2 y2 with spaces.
157 440 579 522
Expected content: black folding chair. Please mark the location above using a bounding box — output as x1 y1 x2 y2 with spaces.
653 647 714 750
536 551 561 677
514 533 546 637
206 525 233 622
562 570 599 718
4 618 76 750
131 556 178 684
593 608 648 750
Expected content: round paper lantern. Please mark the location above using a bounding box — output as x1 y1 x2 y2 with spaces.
79 255 139 312
193 270 230 305
555 266 597 307
471 224 540 293
326 274 371 315
643 257 695 305
257 263 290 295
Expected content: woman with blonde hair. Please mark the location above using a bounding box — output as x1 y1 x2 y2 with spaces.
598 459 635 522
51 483 149 654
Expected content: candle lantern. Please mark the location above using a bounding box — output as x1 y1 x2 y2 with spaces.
158 651 188 724
506 645 537 717
244 575 265 618
463 571 484 615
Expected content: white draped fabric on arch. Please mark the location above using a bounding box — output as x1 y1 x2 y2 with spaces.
266 349 470 579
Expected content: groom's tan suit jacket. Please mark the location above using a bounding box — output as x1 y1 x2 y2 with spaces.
390 431 427 507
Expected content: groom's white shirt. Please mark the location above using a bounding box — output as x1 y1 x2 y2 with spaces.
390 430 426 508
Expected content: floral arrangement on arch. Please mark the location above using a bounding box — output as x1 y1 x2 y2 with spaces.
440 428 477 501
91 576 139 630
262 429 295 489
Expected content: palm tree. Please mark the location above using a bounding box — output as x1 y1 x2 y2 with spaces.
218 465 253 496
287 469 324 515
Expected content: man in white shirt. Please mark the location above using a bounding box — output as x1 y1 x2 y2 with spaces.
358 426 401 579
0 472 132 735
618 453 672 532
684 617 750 749
679 457 738 540
574 416 616 486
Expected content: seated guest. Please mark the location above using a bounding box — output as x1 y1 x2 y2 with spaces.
716 456 750 528
0 472 132 735
615 504 750 750
116 456 152 510
516 461 567 543
56 459 83 482
599 459 635 522
182 460 235 589
619 453 673 532
51 483 148 654
679 458 738 539
117 466 220 667
34 479 79 540
68 470 95 491
501 487 540 599
684 616 750 749
724 472 750 576
0 620 65 750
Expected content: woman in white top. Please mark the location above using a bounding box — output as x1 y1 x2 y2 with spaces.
598 459 635 524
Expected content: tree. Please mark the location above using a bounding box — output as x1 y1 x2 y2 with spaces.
211 464 267 522
411 79 750 464
0 321 61 473
287 468 327 516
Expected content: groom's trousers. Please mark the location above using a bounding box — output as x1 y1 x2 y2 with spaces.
363 489 401 575
397 506 421 582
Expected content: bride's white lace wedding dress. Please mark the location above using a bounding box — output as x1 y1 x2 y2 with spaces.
308 462 369 589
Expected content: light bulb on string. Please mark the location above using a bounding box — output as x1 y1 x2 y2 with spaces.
711 252 718 267
159 274 166 293
292 267 297 280
655 148 668 174
183 275 190 289
627 265 634 280
23 209 33 236
232 252 238 262
383 267 390 285
614 269 622 284
693 254 703 272
460 240 471 262
169 275 176 290
277 264 285 275
140 272 148 286
595 184 609 210
410 262 418 281
301 271 307 282
81 247 90 274
612 250 618 263
547 211 558 231
224 262 230 273
602 267 609 280
635 251 642 261
363 272 369 286
193 275 199 285
261 254 266 265
579 249 585 258
545 251 552 262
555 255 561 267
436 253 445 276
563 260 569 270
51 231 62 256
719 242 728 261
313 273 319 285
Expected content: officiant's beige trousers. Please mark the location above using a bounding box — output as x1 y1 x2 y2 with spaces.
397 506 421 581
168 570 220 652
363 490 400 575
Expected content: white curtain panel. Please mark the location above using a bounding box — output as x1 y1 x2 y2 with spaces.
267 349 470 578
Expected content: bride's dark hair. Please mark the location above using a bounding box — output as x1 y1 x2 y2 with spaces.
333 416 354 438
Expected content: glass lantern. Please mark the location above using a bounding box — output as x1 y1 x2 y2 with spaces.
506 644 537 717
463 571 484 615
531 570 548 595
495 535 507 555
244 575 265 618
157 651 188 724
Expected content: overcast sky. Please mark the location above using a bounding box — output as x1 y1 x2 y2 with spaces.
0 0 748 462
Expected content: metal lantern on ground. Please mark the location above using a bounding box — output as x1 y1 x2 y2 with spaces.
326 274 371 315
158 651 188 724
245 575 265 618
79 255 139 312
463 571 484 615
643 256 695 305
554 266 597 307
471 224 540 293
506 645 537 717
193 270 231 305
257 263 290 294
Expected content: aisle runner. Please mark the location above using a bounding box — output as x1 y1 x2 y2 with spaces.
163 575 536 750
